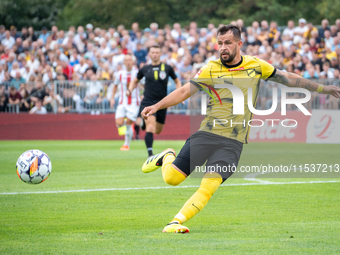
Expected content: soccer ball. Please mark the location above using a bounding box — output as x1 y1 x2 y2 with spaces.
16 150 52 184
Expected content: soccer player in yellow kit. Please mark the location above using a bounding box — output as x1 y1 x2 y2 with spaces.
141 25 340 233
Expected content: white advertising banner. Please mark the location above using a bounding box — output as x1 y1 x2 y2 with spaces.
306 110 340 144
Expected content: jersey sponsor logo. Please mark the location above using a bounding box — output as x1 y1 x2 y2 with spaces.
247 69 256 78
229 67 244 71
159 71 166 80
216 67 245 78
152 67 159 70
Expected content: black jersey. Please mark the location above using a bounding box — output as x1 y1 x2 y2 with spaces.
137 63 177 101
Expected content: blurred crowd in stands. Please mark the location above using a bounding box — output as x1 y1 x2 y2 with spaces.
1 18 340 113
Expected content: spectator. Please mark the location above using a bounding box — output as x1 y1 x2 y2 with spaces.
97 40 111 58
330 57 339 69
309 38 318 52
246 27 259 46
318 19 330 40
84 74 103 106
282 34 292 49
325 46 337 60
268 21 281 45
134 42 147 67
331 37 340 52
192 54 205 70
251 21 261 35
1 30 15 49
14 38 24 54
261 20 269 31
21 27 29 41
303 23 318 41
330 25 338 37
29 99 47 114
303 64 319 78
61 60 73 80
73 57 89 75
130 23 139 41
30 81 49 104
8 86 22 105
21 63 33 81
10 26 20 39
11 71 25 88
0 25 5 42
257 28 269 43
320 62 334 78
324 30 334 49
19 86 31 112
178 56 192 82
0 85 8 112
171 23 182 40
69 49 81 66
150 22 159 36
0 60 5 82
42 65 57 84
299 44 313 61
57 30 65 44
283 20 295 40
293 18 308 44
27 26 37 42
27 54 40 73
10 62 21 78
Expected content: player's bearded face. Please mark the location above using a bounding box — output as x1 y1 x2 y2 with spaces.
217 32 239 64
220 44 237 64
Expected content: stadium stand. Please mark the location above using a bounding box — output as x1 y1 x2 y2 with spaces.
0 19 340 114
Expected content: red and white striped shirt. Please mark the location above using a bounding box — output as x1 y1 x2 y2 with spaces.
114 67 140 106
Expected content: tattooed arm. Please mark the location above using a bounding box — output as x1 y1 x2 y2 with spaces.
268 69 340 98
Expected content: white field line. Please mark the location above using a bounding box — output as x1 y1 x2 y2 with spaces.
1 180 339 195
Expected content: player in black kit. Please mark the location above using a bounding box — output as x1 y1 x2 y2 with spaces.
128 44 181 157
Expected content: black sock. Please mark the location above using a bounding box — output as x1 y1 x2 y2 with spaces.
134 124 140 136
145 132 153 156
141 118 146 131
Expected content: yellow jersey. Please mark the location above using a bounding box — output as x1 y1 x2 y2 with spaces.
191 55 276 144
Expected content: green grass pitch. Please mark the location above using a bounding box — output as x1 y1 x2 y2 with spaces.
0 140 339 254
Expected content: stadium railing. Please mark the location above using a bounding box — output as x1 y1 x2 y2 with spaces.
1 79 339 114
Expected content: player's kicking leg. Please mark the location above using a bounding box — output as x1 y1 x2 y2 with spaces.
142 147 223 233
142 148 189 233
142 134 225 233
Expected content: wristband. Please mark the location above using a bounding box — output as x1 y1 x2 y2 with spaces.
316 84 324 93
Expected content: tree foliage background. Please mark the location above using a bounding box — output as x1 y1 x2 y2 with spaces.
1 0 340 30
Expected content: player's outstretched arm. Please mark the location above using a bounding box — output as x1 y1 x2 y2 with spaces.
110 85 118 108
268 69 340 98
141 82 198 119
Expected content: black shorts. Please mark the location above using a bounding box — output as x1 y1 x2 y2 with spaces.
138 98 167 124
173 131 243 182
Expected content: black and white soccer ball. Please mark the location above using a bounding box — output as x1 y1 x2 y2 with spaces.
16 150 52 184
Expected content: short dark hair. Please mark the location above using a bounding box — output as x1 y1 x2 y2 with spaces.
217 25 241 41
149 44 160 51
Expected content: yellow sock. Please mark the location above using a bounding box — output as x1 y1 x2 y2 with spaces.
171 172 222 224
162 154 186 186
